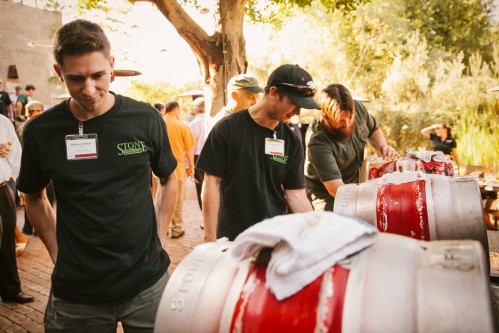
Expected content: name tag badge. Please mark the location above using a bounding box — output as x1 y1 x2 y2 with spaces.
66 134 98 160
265 138 285 156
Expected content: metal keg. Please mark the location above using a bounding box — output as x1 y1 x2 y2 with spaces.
334 172 489 255
154 233 496 333
369 157 455 179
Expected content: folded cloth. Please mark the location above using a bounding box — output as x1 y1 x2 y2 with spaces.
231 211 377 300
406 149 447 163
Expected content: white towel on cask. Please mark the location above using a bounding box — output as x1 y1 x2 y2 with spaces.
231 211 377 300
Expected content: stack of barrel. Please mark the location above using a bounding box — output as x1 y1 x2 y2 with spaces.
154 168 497 332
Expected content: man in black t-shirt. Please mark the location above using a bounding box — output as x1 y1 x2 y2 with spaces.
196 64 316 241
17 20 178 332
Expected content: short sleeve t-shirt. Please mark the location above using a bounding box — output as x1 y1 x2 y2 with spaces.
196 110 305 240
16 93 29 120
305 100 378 210
163 114 196 176
17 94 177 303
430 133 456 155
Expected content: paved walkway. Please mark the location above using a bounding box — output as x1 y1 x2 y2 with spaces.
0 183 204 332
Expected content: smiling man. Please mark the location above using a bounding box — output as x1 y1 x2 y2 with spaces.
16 19 178 332
196 64 316 242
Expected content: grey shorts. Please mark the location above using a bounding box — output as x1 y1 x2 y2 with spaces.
44 273 169 333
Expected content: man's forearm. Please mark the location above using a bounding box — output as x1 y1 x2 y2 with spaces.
285 189 314 213
368 128 398 159
155 172 178 247
186 149 195 176
7 105 13 121
25 192 58 264
202 174 221 242
16 102 23 117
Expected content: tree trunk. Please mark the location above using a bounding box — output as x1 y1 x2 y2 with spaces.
135 0 248 116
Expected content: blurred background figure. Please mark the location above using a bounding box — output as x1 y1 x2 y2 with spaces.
188 97 206 212
154 102 165 115
0 79 13 123
15 84 36 140
0 114 34 303
163 100 196 239
16 100 43 140
205 74 263 137
420 123 460 167
9 86 22 124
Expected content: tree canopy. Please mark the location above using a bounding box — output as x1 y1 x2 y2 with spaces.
74 0 370 114
48 0 499 166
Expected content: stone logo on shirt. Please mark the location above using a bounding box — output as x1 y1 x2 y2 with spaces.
270 154 289 165
117 140 147 156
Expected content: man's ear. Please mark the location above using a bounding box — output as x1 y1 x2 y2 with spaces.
230 90 239 102
53 64 64 82
269 86 279 101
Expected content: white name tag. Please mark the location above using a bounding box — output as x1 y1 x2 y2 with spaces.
265 138 285 156
66 134 98 160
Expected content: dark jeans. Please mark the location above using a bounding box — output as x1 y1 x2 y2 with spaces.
0 183 22 298
44 273 169 333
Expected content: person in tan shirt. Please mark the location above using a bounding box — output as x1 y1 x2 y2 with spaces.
163 100 196 238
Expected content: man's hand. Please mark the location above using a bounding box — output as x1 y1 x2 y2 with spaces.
0 141 12 158
376 144 399 160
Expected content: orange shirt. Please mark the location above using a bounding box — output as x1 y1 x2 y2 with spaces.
163 113 196 176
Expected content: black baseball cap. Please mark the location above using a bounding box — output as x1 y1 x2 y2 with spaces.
267 64 320 109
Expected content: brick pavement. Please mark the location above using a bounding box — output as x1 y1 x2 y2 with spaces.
0 183 204 333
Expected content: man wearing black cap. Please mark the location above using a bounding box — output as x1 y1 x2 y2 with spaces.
196 64 316 242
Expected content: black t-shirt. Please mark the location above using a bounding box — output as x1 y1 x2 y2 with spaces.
430 133 456 155
196 110 305 240
17 94 177 303
0 91 12 118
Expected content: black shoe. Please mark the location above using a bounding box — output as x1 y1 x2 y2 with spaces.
2 292 35 304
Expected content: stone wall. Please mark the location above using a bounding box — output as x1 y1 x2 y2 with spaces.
0 0 62 107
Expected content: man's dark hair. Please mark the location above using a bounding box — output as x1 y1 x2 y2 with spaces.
164 100 179 113
263 86 287 102
318 84 354 123
25 84 36 91
153 103 164 112
53 19 111 67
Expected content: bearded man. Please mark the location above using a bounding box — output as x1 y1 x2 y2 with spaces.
304 83 398 211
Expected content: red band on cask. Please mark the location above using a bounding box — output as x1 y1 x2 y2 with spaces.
376 180 431 240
